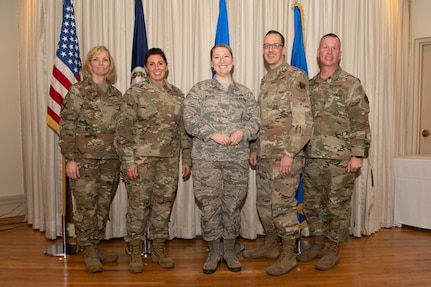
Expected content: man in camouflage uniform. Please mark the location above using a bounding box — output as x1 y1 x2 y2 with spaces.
59 46 123 273
115 48 191 273
297 33 371 271
243 30 313 276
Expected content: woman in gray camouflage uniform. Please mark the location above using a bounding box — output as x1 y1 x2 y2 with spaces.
59 46 122 273
184 44 260 274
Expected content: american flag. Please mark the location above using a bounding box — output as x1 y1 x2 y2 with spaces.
47 0 82 134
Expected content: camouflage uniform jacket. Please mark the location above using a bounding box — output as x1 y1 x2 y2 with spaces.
184 78 260 162
115 79 192 170
59 77 123 161
306 66 371 160
250 62 312 159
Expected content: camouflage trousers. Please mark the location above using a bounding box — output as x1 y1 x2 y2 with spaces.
302 158 356 243
123 156 179 242
69 158 120 247
192 159 249 241
255 157 302 240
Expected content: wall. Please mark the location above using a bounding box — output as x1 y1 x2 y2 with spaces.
0 0 24 217
412 0 431 39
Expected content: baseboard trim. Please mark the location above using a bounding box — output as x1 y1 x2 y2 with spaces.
0 195 25 218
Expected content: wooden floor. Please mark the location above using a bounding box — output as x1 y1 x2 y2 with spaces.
1 218 431 287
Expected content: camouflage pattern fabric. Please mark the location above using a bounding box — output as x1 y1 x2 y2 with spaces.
184 78 260 162
59 77 123 161
192 159 249 241
115 79 192 169
255 157 303 240
303 66 371 243
305 66 371 159
115 79 191 241
122 156 179 241
59 77 123 247
70 158 121 246
302 158 355 243
184 78 260 241
250 62 312 239
250 62 312 158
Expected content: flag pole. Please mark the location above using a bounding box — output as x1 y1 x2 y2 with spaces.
44 0 81 257
44 157 78 257
290 3 312 254
125 0 152 257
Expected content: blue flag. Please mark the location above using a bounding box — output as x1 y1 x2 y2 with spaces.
213 0 230 77
215 0 230 46
291 4 308 229
131 0 149 85
291 4 308 75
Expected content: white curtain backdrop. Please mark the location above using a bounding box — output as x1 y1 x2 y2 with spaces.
18 0 411 240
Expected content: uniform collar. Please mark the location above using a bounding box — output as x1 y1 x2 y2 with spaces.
317 66 343 82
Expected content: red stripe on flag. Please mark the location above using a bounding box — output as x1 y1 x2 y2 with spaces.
49 85 64 106
47 107 61 124
52 65 73 91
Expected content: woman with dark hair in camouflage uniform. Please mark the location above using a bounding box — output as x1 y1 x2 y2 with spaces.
59 46 123 273
184 44 260 274
115 48 192 273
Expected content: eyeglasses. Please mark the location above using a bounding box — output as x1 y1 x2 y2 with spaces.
263 43 284 49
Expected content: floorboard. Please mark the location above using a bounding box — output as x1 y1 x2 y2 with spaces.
1 219 431 287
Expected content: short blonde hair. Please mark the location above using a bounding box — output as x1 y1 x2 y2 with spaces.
82 46 117 84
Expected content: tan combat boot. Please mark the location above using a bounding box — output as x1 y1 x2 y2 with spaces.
296 235 326 262
84 245 103 273
315 240 340 270
222 239 241 272
151 238 174 268
128 240 144 273
266 238 297 276
96 246 118 263
203 239 221 274
242 233 279 259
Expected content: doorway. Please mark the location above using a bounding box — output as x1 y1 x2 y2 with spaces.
413 37 431 154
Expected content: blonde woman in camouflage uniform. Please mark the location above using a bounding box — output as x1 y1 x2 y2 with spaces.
184 44 260 274
115 48 192 274
243 30 313 276
59 46 122 273
297 33 370 271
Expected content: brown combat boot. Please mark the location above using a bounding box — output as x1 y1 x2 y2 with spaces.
203 239 221 274
128 240 144 273
222 239 241 272
96 247 118 263
315 240 340 270
266 238 297 276
296 235 326 262
151 238 174 268
242 233 279 259
84 245 103 273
